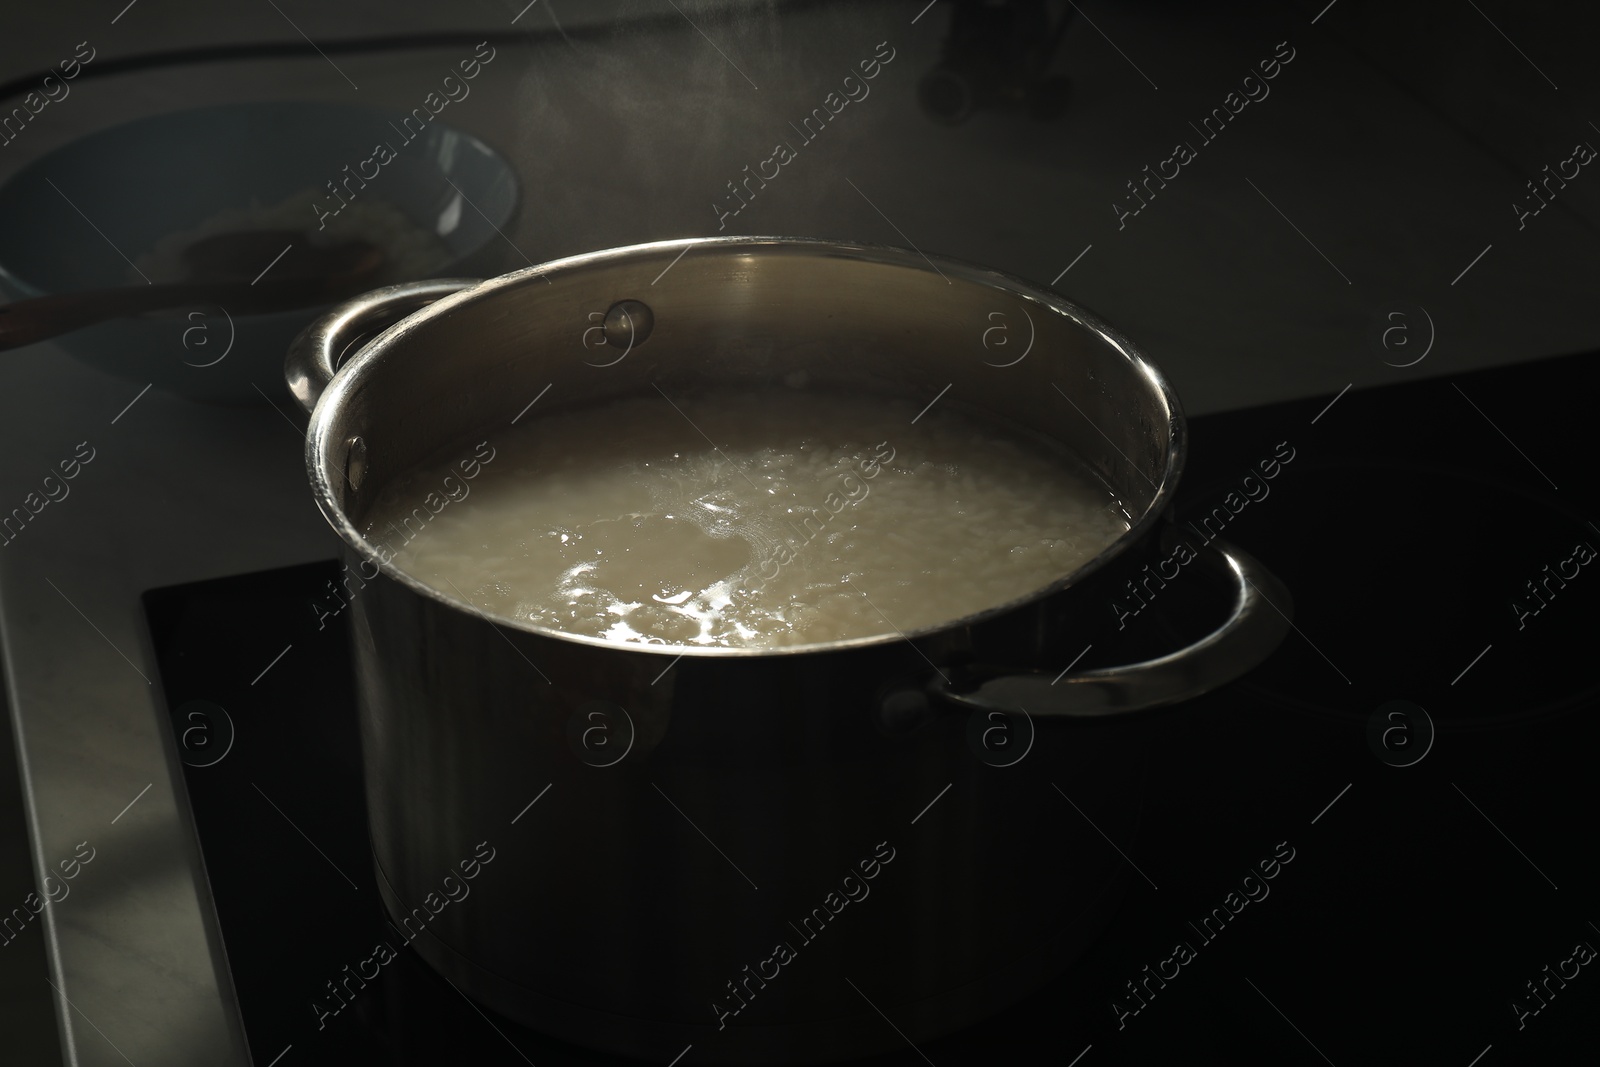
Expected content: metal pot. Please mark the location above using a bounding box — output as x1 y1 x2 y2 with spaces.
285 237 1290 1063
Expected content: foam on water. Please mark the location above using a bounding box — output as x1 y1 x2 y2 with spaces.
364 388 1130 649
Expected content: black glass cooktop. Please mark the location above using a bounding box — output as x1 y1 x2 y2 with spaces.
145 352 1600 1066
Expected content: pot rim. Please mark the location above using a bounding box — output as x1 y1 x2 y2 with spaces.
305 235 1187 658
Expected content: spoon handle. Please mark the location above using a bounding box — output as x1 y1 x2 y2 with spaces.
0 280 323 352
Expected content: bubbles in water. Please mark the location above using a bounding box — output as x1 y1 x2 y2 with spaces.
367 388 1128 648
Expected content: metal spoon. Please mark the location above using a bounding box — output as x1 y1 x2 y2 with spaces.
0 229 385 353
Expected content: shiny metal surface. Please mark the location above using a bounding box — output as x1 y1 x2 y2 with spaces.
602 298 654 351
289 237 1290 1063
286 277 479 420
938 539 1293 718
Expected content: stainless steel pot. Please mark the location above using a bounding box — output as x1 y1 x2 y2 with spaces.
285 236 1291 1063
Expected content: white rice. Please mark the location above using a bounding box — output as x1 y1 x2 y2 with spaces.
365 387 1130 649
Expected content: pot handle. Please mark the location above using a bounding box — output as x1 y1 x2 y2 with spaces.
285 278 480 414
934 538 1292 719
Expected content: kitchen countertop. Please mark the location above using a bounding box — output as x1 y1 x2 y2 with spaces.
2 2 1596 1063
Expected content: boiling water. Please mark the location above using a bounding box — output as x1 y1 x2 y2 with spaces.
362 388 1130 649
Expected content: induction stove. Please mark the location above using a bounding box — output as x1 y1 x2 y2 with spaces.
143 352 1600 1065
